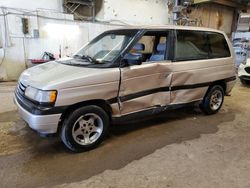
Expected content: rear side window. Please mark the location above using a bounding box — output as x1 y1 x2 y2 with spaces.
174 30 231 61
207 32 231 58
174 30 209 61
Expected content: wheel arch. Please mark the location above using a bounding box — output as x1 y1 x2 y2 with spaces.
208 80 227 94
58 99 112 133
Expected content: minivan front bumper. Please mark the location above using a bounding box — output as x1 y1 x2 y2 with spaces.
14 92 62 134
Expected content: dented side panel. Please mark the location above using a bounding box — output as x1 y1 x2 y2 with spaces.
170 57 235 103
118 57 235 116
119 93 168 115
120 62 172 115
170 87 207 104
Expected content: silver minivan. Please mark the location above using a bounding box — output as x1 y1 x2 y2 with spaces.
15 26 236 152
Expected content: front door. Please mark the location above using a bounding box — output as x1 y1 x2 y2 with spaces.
118 30 173 115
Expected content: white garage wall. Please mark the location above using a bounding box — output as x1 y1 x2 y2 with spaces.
97 0 171 25
0 8 120 81
0 0 63 12
0 0 171 81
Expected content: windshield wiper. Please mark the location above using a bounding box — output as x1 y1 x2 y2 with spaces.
73 54 98 63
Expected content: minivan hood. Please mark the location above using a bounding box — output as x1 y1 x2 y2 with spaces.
19 58 119 90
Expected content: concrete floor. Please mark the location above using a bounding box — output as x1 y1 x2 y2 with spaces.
0 81 250 188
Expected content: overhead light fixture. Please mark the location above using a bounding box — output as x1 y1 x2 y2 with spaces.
43 23 80 38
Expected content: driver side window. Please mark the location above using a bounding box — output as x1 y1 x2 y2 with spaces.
124 30 169 66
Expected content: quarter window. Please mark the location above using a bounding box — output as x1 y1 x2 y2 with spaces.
174 30 231 61
207 32 231 58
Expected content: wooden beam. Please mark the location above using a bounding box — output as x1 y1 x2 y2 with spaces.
193 0 246 9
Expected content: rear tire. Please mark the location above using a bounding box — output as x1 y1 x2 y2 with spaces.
200 85 224 115
60 105 109 152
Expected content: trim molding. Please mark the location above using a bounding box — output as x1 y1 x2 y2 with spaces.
108 76 236 104
120 86 169 102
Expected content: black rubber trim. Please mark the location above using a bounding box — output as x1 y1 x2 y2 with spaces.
15 90 67 115
108 76 236 104
171 82 211 91
120 86 170 102
225 76 236 82
245 67 250 74
107 97 118 104
239 75 250 81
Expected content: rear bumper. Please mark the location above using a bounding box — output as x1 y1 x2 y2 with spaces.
14 93 62 134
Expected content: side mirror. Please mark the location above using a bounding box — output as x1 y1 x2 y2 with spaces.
121 53 142 67
120 58 129 67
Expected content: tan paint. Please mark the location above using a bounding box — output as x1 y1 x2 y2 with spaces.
171 58 235 86
120 93 168 115
18 26 236 118
169 57 235 104
119 56 235 116
226 81 235 94
56 81 119 107
170 87 208 104
111 103 120 116
120 61 172 114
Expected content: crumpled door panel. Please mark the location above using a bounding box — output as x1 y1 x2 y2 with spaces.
119 62 172 115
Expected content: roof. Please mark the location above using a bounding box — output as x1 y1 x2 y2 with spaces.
114 25 226 35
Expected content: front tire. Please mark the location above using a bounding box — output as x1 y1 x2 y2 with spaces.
200 85 224 115
60 105 110 152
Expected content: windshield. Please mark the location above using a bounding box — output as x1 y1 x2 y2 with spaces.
72 30 138 66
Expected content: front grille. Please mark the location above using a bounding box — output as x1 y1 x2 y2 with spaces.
17 82 27 96
245 67 250 74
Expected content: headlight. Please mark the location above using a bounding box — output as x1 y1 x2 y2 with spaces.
25 86 57 103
